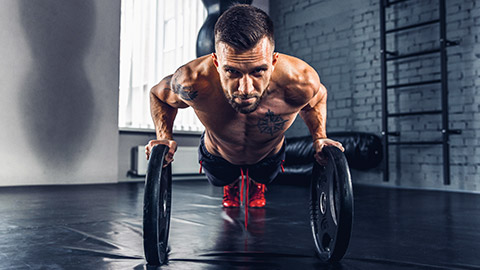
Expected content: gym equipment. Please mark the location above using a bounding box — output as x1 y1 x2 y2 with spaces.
310 146 354 262
143 145 172 266
142 144 353 265
196 0 253 57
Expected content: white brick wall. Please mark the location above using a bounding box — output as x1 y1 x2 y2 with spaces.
273 0 480 191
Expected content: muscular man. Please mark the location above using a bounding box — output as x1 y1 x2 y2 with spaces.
145 5 343 208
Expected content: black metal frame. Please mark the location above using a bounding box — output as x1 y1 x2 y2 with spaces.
380 0 460 184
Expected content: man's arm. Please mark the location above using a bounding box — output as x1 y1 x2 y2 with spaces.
299 82 344 163
299 83 328 141
150 75 189 139
146 73 189 163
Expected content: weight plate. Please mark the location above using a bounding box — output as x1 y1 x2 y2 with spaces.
310 146 354 262
143 145 172 265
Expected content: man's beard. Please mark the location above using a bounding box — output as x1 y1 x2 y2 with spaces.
226 88 268 114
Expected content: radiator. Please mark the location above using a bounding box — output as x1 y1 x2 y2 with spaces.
128 145 201 177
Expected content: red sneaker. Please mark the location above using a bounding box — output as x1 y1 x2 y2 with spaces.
248 181 266 208
223 181 240 208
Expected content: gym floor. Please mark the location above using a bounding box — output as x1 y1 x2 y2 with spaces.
1 180 479 270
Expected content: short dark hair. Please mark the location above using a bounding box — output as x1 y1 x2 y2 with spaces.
214 4 274 52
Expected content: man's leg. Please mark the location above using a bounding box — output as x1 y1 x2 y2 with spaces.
198 135 241 207
246 142 286 208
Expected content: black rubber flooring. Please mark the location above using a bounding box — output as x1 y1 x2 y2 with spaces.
0 180 479 270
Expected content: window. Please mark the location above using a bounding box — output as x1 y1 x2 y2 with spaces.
119 0 207 133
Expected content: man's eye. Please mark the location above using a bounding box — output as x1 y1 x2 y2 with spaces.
226 69 238 74
252 69 265 75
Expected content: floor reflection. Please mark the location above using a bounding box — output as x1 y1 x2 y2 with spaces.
0 181 479 269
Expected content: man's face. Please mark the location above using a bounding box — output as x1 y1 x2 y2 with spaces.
212 37 278 114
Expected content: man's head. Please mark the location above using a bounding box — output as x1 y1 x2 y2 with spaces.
212 5 278 114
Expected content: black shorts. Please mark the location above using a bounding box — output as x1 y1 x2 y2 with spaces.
198 134 286 187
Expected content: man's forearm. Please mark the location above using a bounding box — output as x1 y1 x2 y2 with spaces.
150 92 177 140
300 105 327 141
300 86 344 154
300 90 327 141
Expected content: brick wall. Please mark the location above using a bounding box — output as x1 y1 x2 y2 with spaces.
272 0 480 191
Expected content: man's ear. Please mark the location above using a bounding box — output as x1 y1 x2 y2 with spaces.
272 52 279 67
212 53 219 68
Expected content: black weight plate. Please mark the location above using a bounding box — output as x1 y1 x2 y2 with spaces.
310 146 354 262
143 145 172 266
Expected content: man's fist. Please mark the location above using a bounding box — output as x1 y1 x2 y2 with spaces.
145 139 178 167
313 138 344 165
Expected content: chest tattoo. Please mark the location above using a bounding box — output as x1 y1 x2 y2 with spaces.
257 109 288 136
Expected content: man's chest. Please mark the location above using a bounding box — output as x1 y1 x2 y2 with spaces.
194 95 301 142
247 106 295 137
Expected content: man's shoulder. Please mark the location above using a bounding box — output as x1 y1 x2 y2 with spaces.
274 53 321 105
276 53 320 85
171 55 218 101
172 55 215 84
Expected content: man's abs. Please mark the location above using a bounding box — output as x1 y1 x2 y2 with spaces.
203 130 285 165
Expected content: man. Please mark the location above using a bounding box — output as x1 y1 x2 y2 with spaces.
145 5 343 208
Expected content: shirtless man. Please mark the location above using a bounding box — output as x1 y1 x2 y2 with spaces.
145 5 344 208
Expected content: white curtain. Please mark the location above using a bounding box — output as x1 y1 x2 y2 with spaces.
119 0 207 132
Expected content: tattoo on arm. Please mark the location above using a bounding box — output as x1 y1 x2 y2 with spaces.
163 76 172 91
170 70 198 101
257 109 288 136
173 84 198 101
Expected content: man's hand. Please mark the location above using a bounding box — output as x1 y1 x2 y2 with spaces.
313 138 344 165
145 139 178 167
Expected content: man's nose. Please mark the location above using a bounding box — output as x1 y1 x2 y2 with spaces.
238 75 254 95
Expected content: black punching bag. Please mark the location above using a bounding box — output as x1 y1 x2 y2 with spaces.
196 0 253 57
